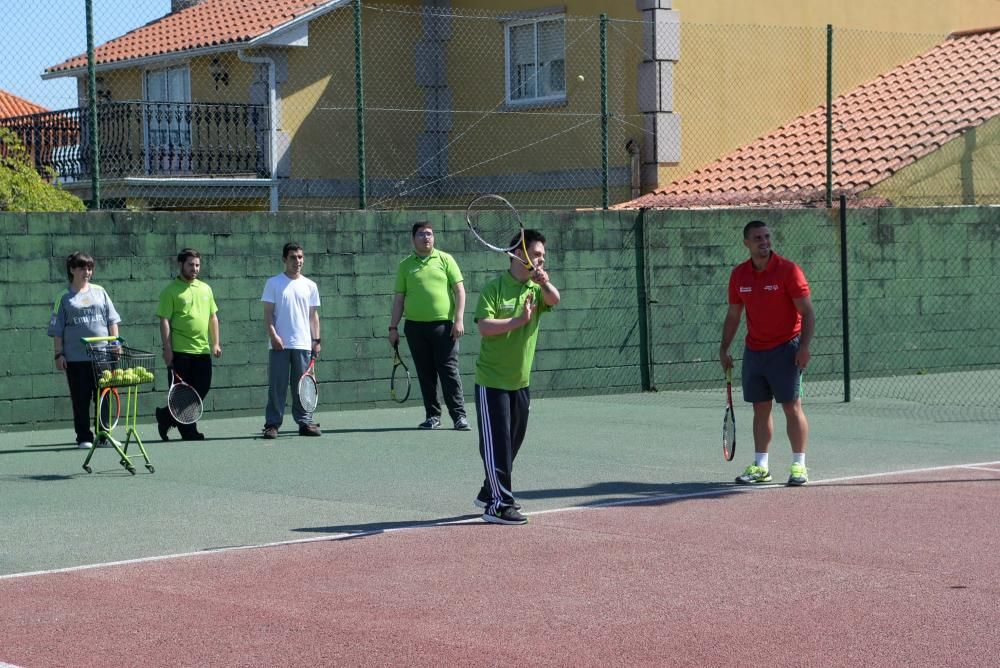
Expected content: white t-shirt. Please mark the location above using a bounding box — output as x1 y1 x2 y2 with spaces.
261 273 321 350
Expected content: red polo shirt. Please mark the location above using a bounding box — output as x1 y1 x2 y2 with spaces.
728 252 810 351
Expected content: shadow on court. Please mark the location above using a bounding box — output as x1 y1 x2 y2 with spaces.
517 480 740 505
292 513 481 536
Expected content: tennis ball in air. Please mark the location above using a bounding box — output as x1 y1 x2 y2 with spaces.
577 74 585 82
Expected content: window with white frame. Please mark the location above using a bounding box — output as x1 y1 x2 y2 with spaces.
506 15 566 104
144 65 192 173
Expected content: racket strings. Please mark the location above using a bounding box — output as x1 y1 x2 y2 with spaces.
722 409 736 461
168 385 202 424
298 376 319 412
390 365 411 403
467 197 523 252
723 414 735 444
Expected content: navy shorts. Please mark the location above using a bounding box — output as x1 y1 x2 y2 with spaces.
741 336 803 404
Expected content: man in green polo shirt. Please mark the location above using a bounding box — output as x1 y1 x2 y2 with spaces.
155 248 221 441
389 221 470 430
473 229 561 525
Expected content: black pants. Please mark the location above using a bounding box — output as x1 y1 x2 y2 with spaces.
475 384 530 510
66 361 97 444
161 352 213 437
404 320 466 422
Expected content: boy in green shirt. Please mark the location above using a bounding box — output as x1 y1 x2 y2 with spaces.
473 230 561 525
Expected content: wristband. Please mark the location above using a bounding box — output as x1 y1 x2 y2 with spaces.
388 326 397 331
312 338 321 343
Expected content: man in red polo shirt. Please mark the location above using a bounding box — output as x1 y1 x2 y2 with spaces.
720 220 815 486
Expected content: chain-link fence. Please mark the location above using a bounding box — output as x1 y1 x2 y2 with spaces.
640 206 1000 412
2 1 993 212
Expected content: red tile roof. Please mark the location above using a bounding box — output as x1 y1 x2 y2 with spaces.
0 89 49 119
46 0 343 74
620 27 1000 209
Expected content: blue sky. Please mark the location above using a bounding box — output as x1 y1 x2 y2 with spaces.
0 0 167 110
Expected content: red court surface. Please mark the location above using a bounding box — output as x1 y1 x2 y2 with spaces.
1 464 997 667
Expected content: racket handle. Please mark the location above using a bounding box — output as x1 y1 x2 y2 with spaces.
725 367 733 383
82 335 124 344
506 251 532 269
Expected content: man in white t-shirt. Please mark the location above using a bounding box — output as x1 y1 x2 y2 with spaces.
261 242 322 439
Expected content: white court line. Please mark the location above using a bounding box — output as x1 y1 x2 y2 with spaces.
1 662 25 668
960 464 1000 473
809 460 1000 485
2 461 997 582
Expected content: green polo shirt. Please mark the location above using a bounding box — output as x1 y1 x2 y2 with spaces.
156 277 218 354
394 249 463 322
474 272 552 391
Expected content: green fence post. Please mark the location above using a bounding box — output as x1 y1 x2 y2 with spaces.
839 193 851 402
354 0 367 209
85 0 101 209
826 24 833 209
634 209 654 390
600 14 609 210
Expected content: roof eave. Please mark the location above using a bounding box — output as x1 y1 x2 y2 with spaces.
41 43 247 80
41 0 352 80
245 0 350 47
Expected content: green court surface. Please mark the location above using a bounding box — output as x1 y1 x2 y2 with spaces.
1 391 997 577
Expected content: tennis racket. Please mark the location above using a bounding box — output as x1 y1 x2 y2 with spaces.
466 194 533 269
167 368 203 425
390 343 411 403
97 387 121 431
722 367 736 462
297 353 319 413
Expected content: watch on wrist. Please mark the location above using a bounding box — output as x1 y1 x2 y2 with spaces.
388 326 397 331
312 338 321 343
54 352 64 359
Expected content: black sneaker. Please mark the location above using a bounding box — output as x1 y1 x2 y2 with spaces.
474 488 521 511
180 432 205 441
298 423 322 436
483 505 528 525
155 407 171 441
418 416 441 430
262 425 278 439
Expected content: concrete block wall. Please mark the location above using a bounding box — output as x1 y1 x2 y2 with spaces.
0 209 645 430
2 206 998 429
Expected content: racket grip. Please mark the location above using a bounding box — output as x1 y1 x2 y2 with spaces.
81 335 124 344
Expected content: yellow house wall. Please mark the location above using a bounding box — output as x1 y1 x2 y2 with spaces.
865 115 1000 206
282 0 427 182
70 0 1000 206
442 1 641 179
657 0 1000 190
188 53 256 105
281 1 644 189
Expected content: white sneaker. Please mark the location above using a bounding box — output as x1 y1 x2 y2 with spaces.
77 441 93 449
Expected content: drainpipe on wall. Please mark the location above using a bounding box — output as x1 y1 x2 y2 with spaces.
238 49 279 212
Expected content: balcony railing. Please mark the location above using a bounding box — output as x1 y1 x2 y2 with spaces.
0 101 270 182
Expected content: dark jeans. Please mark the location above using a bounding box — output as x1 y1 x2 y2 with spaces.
265 348 313 427
403 320 466 422
65 361 97 444
161 352 213 437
